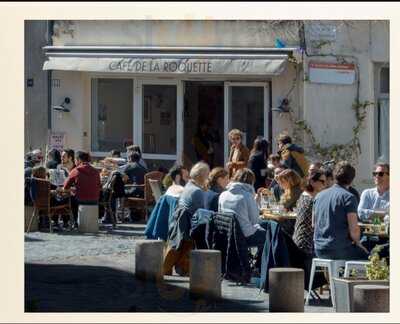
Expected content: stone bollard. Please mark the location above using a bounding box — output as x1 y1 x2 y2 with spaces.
135 240 164 282
269 268 304 312
25 206 38 232
353 285 389 312
78 205 99 233
190 250 221 300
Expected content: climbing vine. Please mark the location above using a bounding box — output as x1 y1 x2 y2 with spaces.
287 100 373 164
280 21 376 165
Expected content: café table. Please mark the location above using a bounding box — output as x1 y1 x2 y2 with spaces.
358 222 389 240
260 208 297 222
259 208 297 237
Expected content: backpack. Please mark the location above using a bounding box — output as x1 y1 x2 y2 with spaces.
281 146 310 178
106 171 126 198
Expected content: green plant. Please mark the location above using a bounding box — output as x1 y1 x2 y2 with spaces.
366 246 389 281
288 100 374 164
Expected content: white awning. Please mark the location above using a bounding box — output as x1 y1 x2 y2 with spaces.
43 48 290 76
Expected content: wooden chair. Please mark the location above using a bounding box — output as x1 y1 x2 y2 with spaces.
27 178 73 233
148 179 162 203
126 171 164 221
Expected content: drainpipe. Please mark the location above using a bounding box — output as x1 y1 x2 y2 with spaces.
46 20 54 131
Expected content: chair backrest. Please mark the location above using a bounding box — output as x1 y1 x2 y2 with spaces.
144 171 164 203
148 179 162 203
30 178 50 209
211 211 251 282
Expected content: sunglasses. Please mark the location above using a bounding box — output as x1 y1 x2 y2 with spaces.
373 172 389 177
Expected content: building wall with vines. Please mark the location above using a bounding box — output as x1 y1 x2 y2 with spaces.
273 20 389 189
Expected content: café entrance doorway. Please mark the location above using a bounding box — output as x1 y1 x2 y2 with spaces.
183 81 224 169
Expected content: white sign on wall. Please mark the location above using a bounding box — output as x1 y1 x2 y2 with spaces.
309 61 355 85
48 131 66 151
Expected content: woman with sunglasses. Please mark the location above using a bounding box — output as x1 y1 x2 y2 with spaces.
291 170 327 288
226 129 250 179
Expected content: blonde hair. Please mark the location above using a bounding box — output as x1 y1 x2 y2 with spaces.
190 162 210 181
228 129 243 140
276 169 302 201
207 167 229 189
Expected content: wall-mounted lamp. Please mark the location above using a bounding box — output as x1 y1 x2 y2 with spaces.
53 97 71 113
272 98 290 113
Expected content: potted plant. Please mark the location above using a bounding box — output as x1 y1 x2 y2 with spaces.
333 246 389 312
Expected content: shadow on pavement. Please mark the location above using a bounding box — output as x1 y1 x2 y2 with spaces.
24 236 46 242
25 263 268 312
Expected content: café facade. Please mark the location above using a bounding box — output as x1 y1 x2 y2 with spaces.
42 20 389 188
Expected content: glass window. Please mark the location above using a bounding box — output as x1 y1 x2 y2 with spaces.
142 85 177 155
230 86 264 148
380 67 389 94
378 98 389 162
91 79 133 152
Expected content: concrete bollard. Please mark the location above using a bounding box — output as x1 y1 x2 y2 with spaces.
135 240 164 282
190 250 221 299
353 285 389 312
269 268 304 312
25 206 38 232
78 205 99 233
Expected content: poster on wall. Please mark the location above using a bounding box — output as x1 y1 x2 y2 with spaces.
309 61 355 85
48 131 66 151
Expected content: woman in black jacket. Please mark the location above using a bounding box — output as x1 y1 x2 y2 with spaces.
248 138 269 191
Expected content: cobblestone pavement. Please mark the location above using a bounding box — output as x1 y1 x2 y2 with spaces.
25 224 333 313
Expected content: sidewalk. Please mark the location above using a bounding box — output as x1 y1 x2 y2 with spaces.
25 225 333 312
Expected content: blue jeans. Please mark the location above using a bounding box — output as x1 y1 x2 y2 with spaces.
315 245 369 260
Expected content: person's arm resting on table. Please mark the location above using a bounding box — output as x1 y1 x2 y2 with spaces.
357 190 375 222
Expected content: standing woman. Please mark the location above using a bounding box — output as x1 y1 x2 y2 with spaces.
248 138 269 191
226 129 250 179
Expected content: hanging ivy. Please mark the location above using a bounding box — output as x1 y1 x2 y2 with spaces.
288 100 374 164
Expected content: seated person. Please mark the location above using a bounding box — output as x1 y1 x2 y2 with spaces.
206 167 229 212
219 168 265 268
292 170 326 286
61 148 76 173
275 169 303 212
104 149 126 167
164 162 210 276
313 161 369 260
126 144 147 169
308 161 322 174
31 166 70 229
358 163 390 223
267 154 281 171
46 148 62 170
119 152 148 198
25 149 43 178
268 166 284 203
164 165 189 198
